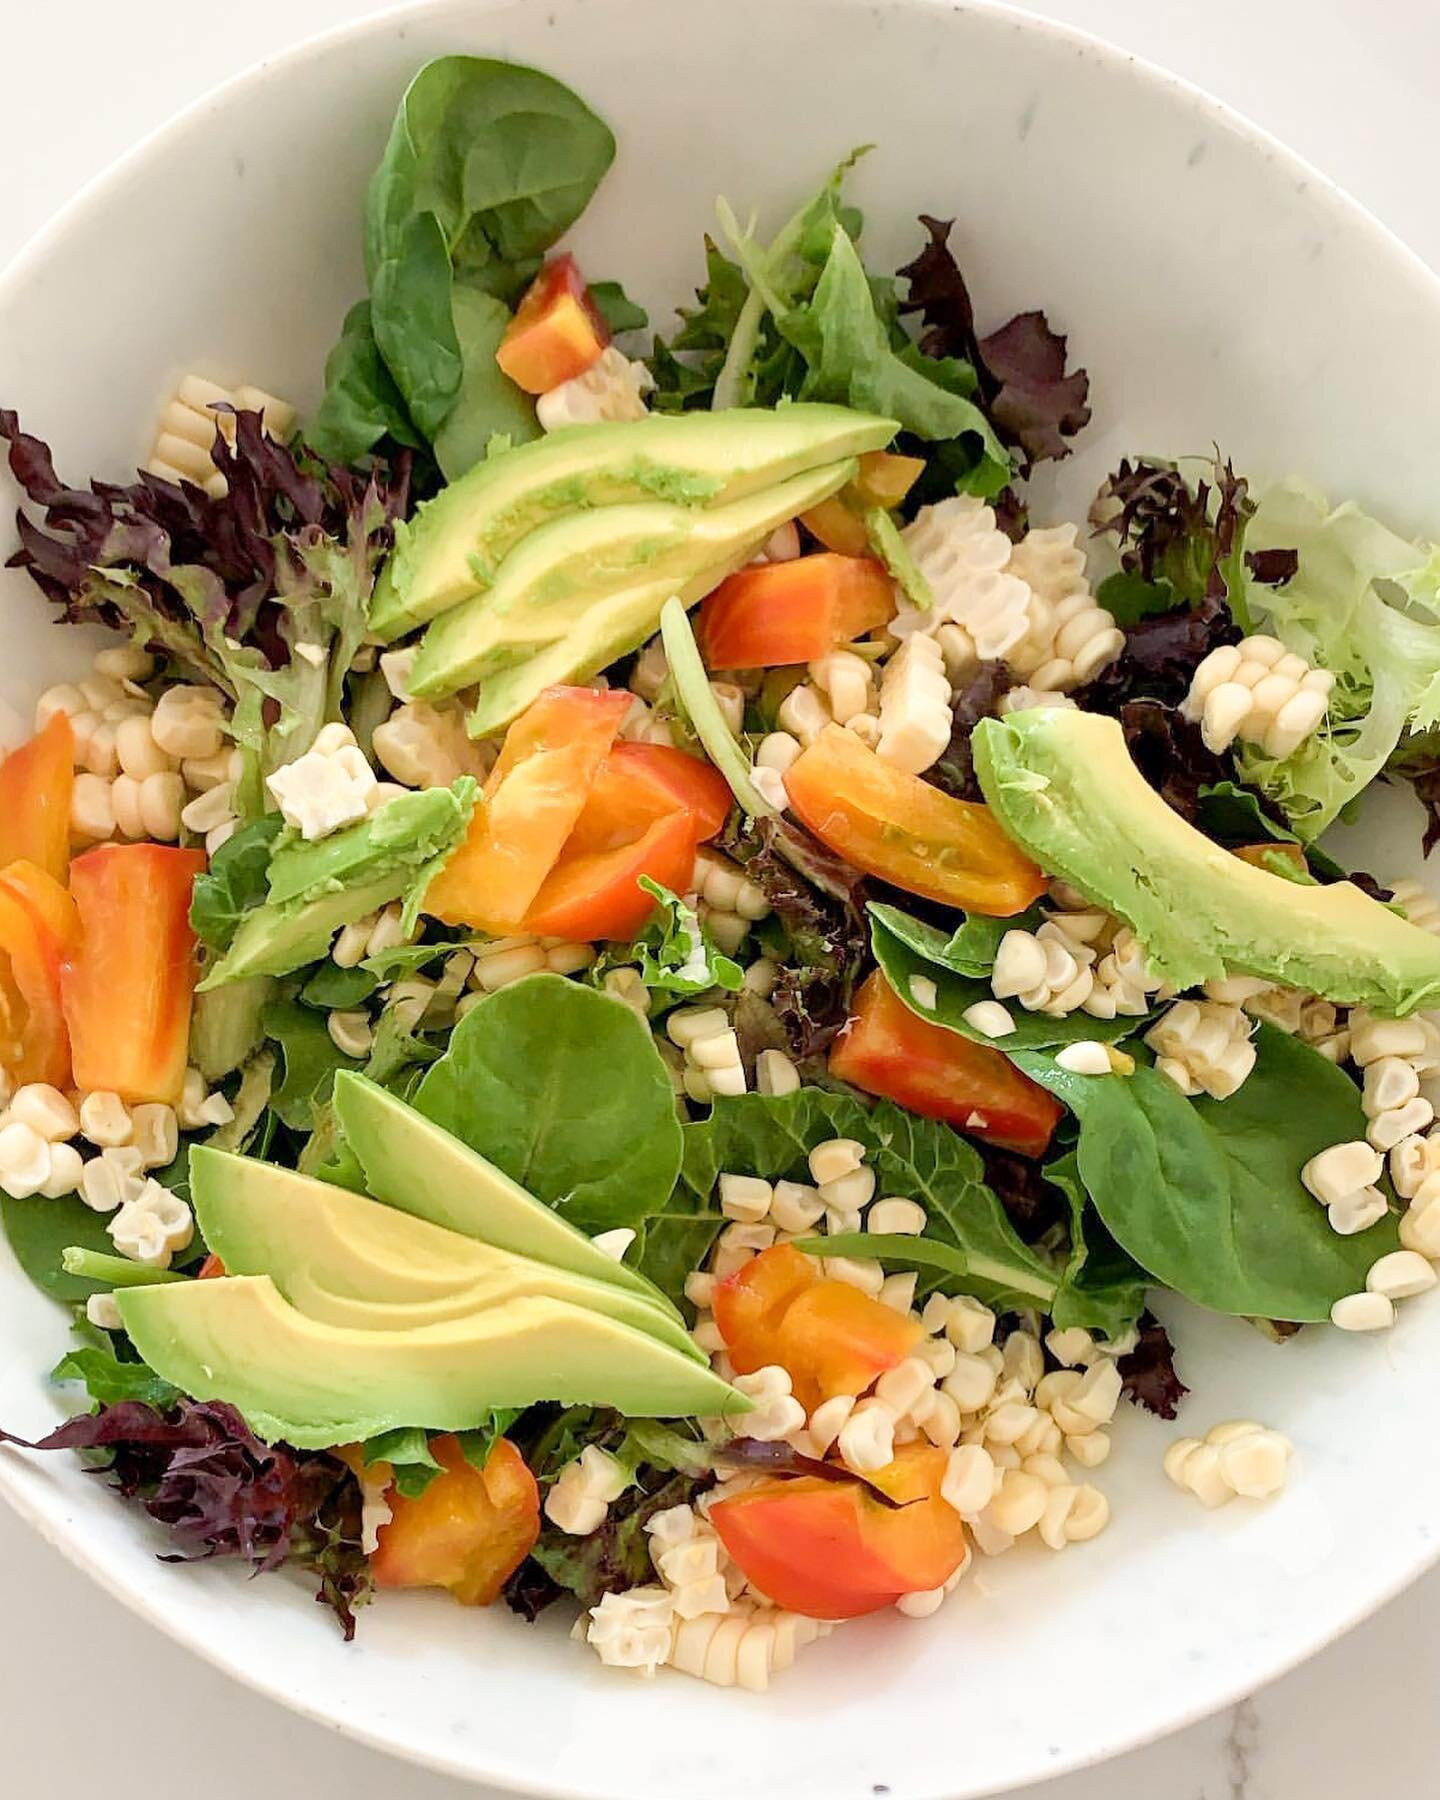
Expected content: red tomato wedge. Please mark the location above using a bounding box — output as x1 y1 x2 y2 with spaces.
523 808 699 942
0 859 80 1088
831 970 1062 1157
495 255 610 395
700 555 897 669
425 686 629 932
709 1444 967 1619
0 714 74 883
371 1435 540 1607
564 742 731 857
785 724 1045 915
61 843 206 1105
714 1244 921 1410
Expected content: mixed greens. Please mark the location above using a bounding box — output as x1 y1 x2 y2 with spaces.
0 52 1438 1688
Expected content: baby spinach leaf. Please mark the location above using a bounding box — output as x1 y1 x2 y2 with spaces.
307 300 427 467
363 56 615 448
1 1193 117 1302
1043 1152 1149 1342
683 1089 1057 1312
870 900 1043 980
871 912 1144 1049
1015 1027 1398 1322
416 973 682 1233
432 286 540 480
261 998 361 1131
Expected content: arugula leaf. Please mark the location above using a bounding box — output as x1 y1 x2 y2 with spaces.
1015 1028 1399 1322
363 1005 442 1091
261 998 361 1131
870 911 1145 1049
649 238 754 412
682 1090 1058 1311
591 878 742 1010
52 1337 181 1411
299 963 378 1010
415 974 683 1233
359 1413 522 1500
189 817 283 952
590 281 648 334
782 227 1010 493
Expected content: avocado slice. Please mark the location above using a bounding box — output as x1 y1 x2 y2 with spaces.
199 782 475 989
410 457 859 705
332 1071 676 1311
117 1275 747 1449
190 1146 701 1360
973 708 1440 1011
188 976 273 1080
369 404 899 641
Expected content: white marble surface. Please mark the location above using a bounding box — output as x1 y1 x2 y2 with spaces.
3 3 1440 1795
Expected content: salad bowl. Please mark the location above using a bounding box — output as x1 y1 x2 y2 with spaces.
2 1 1439 1797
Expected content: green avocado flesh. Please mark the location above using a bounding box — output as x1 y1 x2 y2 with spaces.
199 784 475 989
332 1071 675 1310
190 1147 699 1360
117 1276 745 1449
411 457 857 709
973 709 1440 1011
368 404 899 641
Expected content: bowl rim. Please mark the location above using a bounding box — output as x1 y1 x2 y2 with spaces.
4 0 1440 1793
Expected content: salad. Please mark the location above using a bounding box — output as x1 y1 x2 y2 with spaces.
1 52 1439 1694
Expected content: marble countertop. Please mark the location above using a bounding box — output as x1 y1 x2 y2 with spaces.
3 4 1439 1796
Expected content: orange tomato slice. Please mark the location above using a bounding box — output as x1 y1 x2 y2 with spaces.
785 724 1045 914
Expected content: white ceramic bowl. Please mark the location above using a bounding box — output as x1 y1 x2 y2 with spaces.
2 2 1438 1796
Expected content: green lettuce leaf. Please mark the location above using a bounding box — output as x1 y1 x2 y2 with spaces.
1238 480 1440 837
682 1089 1058 1312
590 878 742 1011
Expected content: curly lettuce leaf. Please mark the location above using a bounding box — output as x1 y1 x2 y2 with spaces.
1238 481 1440 838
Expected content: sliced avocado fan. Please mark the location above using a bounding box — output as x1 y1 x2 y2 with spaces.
117 1276 747 1450
411 456 859 717
973 708 1440 1012
190 1146 702 1361
369 403 899 641
331 1070 679 1311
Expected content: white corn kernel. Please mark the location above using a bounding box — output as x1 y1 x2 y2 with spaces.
867 1196 926 1236
755 1049 800 1097
837 1399 895 1472
1330 1290 1395 1331
130 1103 178 1171
962 1000 1015 1038
1366 1248 1438 1299
718 1174 773 1224
10 1083 79 1142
